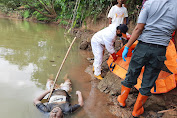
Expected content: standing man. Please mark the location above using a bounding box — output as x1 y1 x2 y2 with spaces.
91 24 128 80
108 0 128 26
142 0 148 6
117 0 177 117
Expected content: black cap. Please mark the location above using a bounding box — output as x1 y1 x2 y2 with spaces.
117 24 128 34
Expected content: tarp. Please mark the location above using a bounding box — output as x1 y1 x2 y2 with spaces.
107 40 177 94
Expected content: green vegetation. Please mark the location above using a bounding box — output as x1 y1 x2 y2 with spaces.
0 0 143 27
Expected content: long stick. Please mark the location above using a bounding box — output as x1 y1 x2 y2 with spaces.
48 37 77 100
157 107 177 114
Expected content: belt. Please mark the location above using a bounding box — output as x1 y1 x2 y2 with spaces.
138 41 166 48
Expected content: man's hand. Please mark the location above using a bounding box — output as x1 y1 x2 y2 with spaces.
111 53 118 62
33 89 52 105
122 46 129 61
76 91 81 95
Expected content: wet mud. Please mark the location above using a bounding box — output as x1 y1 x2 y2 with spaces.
67 50 116 118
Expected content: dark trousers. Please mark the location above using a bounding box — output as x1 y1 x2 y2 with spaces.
121 41 166 96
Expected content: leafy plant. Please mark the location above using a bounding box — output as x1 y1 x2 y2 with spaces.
6 1 17 9
0 0 144 26
23 10 30 18
59 20 69 25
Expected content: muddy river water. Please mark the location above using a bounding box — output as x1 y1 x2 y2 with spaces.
0 18 115 118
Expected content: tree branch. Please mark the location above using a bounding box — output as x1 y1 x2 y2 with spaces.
22 0 57 18
36 0 51 14
27 3 57 18
50 0 56 15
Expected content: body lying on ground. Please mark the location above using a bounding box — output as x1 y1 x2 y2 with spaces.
33 76 84 118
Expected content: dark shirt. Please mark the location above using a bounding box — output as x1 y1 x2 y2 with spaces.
36 89 80 115
36 102 80 115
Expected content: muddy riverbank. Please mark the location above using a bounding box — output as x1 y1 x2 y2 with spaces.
79 26 177 117
78 23 177 118
74 17 177 118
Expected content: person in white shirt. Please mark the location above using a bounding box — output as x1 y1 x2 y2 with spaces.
91 24 128 80
108 0 128 27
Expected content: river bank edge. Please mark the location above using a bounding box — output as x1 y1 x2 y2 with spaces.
1 12 177 118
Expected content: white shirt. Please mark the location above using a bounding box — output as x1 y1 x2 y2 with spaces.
108 5 128 27
92 24 117 54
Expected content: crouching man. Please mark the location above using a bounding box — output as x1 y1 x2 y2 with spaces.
91 24 128 80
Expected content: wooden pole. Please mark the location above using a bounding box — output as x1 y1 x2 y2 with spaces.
47 37 77 101
157 107 177 114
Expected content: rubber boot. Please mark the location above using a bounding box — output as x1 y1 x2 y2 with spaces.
117 85 131 107
94 75 103 80
132 93 148 117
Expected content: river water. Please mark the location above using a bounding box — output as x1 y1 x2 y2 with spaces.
0 18 115 118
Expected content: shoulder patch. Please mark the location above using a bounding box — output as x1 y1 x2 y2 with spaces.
141 6 145 12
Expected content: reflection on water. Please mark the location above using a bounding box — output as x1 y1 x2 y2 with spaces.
0 18 83 118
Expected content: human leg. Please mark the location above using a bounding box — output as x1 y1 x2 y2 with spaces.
132 46 166 117
132 93 148 117
118 54 144 107
132 65 161 117
60 80 72 93
139 46 166 95
46 79 60 90
46 79 52 90
139 64 162 96
91 39 104 79
118 43 146 107
60 75 72 93
121 43 146 88
117 85 131 107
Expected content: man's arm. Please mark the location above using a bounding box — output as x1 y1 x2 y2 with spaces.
123 17 127 25
124 7 128 25
127 0 149 46
33 89 51 105
108 18 112 24
107 6 113 25
174 30 177 52
123 17 128 25
76 91 84 107
122 23 145 61
67 91 83 113
126 23 145 48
